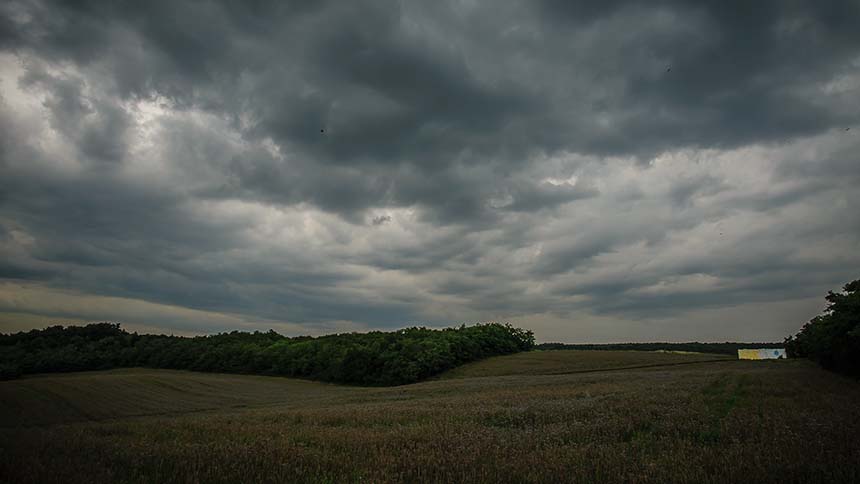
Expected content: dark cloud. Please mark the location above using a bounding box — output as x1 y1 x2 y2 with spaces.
19 64 131 164
0 0 859 338
371 214 391 226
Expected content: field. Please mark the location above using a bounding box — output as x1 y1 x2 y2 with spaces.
1 350 859 483
439 349 731 379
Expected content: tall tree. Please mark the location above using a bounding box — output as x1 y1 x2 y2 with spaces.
786 279 860 375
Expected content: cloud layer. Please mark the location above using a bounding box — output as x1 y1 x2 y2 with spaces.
1 0 859 340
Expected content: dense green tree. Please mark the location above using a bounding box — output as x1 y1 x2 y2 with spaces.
785 279 860 376
0 322 534 385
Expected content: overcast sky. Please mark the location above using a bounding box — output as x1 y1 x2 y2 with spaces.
1 0 858 342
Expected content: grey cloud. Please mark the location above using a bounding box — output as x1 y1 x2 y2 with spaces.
6 0 860 217
668 175 727 207
19 64 131 164
371 214 391 226
1 0 859 338
537 0 860 154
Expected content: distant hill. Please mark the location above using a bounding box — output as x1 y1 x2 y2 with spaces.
0 322 534 385
536 342 784 355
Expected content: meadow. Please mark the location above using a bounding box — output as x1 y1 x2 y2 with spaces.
1 350 859 483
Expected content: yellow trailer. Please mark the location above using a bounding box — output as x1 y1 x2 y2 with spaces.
738 348 786 360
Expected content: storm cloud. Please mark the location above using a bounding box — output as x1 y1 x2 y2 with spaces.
1 0 858 341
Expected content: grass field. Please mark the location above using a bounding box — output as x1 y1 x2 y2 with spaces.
1 351 858 483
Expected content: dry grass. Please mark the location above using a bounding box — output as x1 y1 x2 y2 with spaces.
1 352 858 483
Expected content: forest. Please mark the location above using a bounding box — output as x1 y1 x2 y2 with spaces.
0 322 535 385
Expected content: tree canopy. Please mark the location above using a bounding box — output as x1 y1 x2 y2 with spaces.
0 322 534 385
785 279 860 376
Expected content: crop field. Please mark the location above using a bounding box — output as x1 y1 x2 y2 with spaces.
1 351 859 483
0 368 363 427
439 349 732 379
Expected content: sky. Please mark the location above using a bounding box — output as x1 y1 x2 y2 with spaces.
1 0 859 342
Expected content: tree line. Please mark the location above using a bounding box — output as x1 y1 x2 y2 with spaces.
0 322 534 385
785 279 859 376
535 342 784 355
